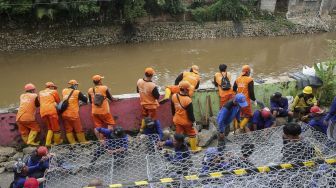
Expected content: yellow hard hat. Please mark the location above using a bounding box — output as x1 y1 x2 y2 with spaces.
303 86 313 94
68 80 79 85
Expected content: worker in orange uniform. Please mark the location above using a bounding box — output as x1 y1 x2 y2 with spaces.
161 65 201 103
88 75 117 139
171 81 201 153
233 65 256 133
137 67 160 130
61 80 88 144
16 83 40 146
39 82 61 146
214 64 235 108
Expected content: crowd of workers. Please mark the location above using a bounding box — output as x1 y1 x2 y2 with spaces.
13 64 336 187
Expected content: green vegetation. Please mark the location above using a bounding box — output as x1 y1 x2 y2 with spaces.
0 0 289 27
314 40 336 106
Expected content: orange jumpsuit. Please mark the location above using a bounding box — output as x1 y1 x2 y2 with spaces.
137 79 159 119
62 88 83 133
234 76 254 117
16 93 40 136
214 72 235 108
181 71 200 96
39 88 60 132
171 93 196 137
88 85 115 128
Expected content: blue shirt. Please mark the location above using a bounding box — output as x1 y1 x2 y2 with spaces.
270 97 288 113
26 154 49 178
13 175 26 188
309 115 328 134
252 110 274 130
217 100 241 133
96 128 128 150
164 140 190 163
143 120 164 140
325 97 336 122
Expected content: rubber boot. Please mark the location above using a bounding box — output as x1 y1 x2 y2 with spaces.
189 137 202 153
76 132 89 144
45 130 53 147
140 119 145 133
53 133 63 145
21 135 28 144
27 131 40 146
288 116 293 123
234 119 239 134
66 132 77 145
239 118 249 129
159 88 171 104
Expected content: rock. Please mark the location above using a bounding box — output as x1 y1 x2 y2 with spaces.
23 147 37 155
276 117 288 126
0 156 7 163
3 161 16 172
198 121 217 147
0 147 16 157
9 152 23 161
0 167 5 174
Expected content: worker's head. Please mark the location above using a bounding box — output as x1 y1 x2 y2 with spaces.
92 75 104 85
234 93 248 108
219 64 227 72
112 126 125 139
24 83 36 93
283 123 301 141
24 178 39 188
272 92 282 102
178 80 191 95
145 67 155 78
68 80 79 89
303 86 313 96
190 65 199 74
241 65 251 76
88 179 103 187
241 143 255 158
173 134 185 147
261 107 272 119
45 82 57 90
13 160 28 175
310 106 324 116
144 117 155 129
37 146 48 157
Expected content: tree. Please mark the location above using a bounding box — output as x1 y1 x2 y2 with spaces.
123 0 146 23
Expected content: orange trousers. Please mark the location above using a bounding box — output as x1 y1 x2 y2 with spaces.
220 93 235 108
175 123 197 137
92 113 116 128
62 116 83 133
141 106 157 119
42 114 60 132
17 121 40 136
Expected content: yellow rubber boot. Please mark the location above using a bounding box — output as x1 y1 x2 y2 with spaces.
239 118 249 129
66 133 77 144
234 119 239 132
140 119 145 133
53 133 63 145
189 137 202 153
45 130 53 147
21 135 28 144
27 131 40 146
76 132 89 144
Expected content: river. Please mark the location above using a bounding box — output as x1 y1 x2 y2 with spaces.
0 32 335 108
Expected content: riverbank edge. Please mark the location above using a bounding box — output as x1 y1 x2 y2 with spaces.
1 17 336 52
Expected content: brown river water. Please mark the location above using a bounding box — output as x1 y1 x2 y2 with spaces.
0 32 335 108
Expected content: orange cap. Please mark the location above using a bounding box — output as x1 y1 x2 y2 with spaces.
68 80 79 85
45 82 57 89
242 65 251 74
191 65 199 74
92 75 104 81
145 67 155 75
24 83 36 91
178 80 191 90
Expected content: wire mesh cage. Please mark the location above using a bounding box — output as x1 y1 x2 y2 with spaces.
44 124 336 188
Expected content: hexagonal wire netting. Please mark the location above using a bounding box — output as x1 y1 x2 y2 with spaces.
45 124 336 188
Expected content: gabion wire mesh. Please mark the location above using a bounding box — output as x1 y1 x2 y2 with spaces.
45 124 336 188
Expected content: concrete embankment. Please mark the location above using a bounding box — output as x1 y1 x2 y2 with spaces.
1 17 336 51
